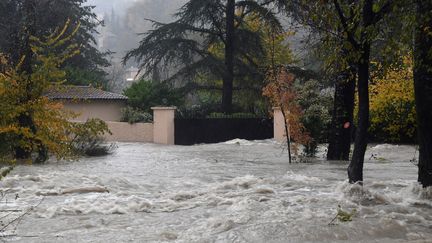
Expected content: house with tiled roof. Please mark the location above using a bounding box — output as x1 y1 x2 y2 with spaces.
45 86 128 122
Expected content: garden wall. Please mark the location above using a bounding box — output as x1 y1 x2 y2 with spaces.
104 122 153 143
99 107 176 144
95 107 283 145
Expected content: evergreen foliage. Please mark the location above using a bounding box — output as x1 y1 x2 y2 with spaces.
296 80 333 156
0 0 110 88
124 0 289 113
124 79 184 113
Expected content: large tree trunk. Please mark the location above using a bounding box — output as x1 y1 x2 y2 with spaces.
15 0 37 160
347 0 373 184
327 65 356 161
222 0 235 114
414 0 432 188
348 54 370 183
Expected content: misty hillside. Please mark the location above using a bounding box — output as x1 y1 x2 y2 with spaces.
91 0 186 56
87 0 187 92
88 0 311 93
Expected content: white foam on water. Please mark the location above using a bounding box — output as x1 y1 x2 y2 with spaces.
0 142 431 242
222 138 275 146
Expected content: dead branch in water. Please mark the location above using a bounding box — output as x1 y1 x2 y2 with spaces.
35 186 109 196
0 197 45 234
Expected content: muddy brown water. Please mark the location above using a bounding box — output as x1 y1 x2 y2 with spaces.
0 140 431 242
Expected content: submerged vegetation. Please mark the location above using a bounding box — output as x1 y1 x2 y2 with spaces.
70 119 115 157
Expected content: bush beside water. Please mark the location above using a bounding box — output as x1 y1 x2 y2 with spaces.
70 119 116 157
121 107 153 124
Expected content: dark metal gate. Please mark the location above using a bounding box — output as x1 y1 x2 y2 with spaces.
174 118 273 145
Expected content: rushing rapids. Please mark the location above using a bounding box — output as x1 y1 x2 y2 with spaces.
0 140 431 242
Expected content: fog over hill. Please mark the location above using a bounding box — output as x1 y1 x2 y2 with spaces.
84 0 187 92
87 0 186 57
87 0 133 14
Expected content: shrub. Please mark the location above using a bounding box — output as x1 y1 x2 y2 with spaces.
70 119 116 157
121 107 153 124
296 80 333 157
0 134 13 160
176 102 221 118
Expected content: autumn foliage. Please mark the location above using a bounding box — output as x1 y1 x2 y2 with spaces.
0 21 110 163
263 68 311 150
0 29 76 162
369 56 416 142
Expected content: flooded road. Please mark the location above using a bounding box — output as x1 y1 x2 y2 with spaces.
1 140 431 242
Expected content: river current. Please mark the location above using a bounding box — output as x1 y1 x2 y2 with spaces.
1 140 431 242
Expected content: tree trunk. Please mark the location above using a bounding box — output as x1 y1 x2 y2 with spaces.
15 0 37 160
280 108 292 163
414 0 432 188
222 0 235 114
347 0 373 184
348 56 370 183
327 65 356 161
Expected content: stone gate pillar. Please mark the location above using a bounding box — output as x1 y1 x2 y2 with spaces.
152 107 176 145
273 107 286 142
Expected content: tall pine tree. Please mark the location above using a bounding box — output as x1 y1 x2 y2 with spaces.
124 0 288 113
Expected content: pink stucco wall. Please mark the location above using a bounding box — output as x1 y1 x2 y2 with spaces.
152 107 176 145
104 122 153 143
64 104 176 144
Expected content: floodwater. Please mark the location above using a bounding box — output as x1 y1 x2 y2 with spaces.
1 140 431 242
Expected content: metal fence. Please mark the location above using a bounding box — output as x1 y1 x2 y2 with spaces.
174 117 273 145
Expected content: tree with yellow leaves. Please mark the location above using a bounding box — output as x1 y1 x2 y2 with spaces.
0 20 110 163
369 56 416 142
